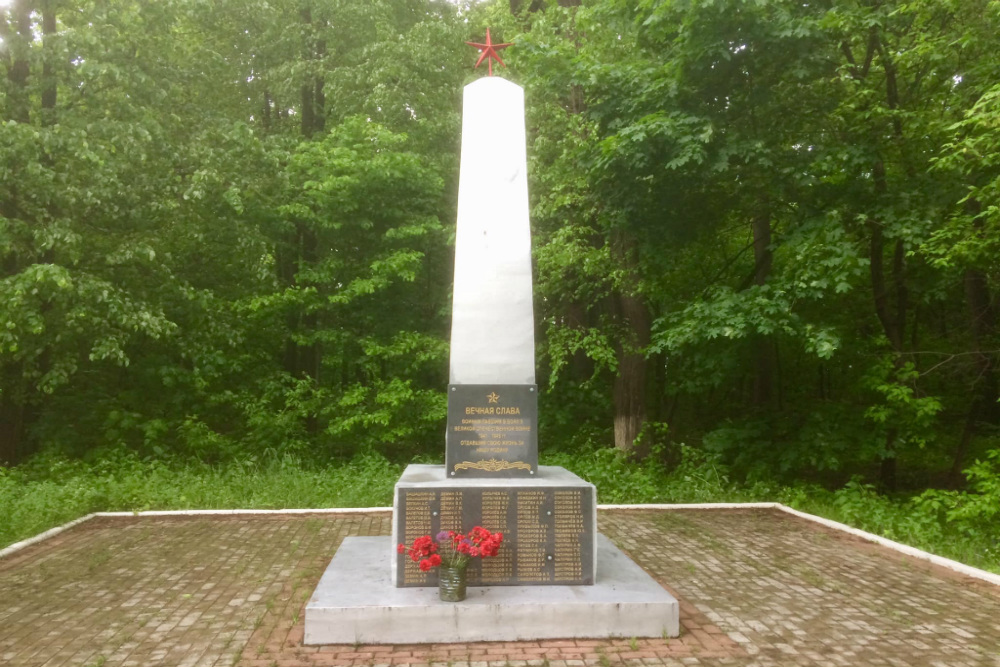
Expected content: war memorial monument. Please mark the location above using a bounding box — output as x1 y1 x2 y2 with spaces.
304 32 679 644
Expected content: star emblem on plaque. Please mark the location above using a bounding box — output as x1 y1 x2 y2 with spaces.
487 392 500 403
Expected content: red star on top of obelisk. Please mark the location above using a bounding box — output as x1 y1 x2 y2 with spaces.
465 28 513 77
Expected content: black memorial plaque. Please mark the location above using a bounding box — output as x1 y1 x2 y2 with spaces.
445 384 538 478
395 485 594 587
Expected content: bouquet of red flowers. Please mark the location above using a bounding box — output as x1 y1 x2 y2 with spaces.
398 526 504 572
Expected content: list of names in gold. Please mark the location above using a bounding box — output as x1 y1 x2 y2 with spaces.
479 491 513 583
553 489 585 581
402 491 436 585
439 491 463 533
515 490 549 582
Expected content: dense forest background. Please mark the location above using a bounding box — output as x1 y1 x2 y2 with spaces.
2 0 1000 561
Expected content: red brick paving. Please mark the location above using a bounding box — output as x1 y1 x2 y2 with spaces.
1 509 998 666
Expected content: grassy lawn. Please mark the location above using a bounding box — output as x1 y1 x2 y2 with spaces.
2 446 997 574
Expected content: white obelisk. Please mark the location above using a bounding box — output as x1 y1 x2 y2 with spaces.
449 77 535 385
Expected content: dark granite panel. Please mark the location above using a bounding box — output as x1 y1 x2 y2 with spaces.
395 485 594 587
445 384 538 478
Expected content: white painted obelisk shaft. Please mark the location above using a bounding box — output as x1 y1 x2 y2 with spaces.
449 77 535 385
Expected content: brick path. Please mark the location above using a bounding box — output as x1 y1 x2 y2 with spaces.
1 509 998 667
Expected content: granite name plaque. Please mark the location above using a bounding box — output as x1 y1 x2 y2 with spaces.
392 465 596 587
445 384 538 478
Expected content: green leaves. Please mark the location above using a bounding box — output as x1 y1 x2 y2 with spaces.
650 284 841 359
1 0 998 505
277 117 444 312
863 359 943 451
781 215 869 300
512 0 1000 486
0 0 462 462
0 264 175 393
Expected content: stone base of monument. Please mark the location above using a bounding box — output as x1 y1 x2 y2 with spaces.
304 535 679 644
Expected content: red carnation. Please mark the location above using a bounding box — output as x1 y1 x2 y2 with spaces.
402 526 503 573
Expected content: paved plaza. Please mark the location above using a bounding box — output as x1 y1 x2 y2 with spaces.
1 509 998 667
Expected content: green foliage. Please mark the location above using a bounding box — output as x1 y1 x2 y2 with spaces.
546 443 737 504
2 0 1000 579
509 0 1000 491
864 360 944 451
0 0 468 465
4 448 996 574
0 263 176 392
0 448 401 549
915 446 1000 553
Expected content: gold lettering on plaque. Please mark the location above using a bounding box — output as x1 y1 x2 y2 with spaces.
454 417 530 452
439 491 463 533
516 490 549 583
553 490 585 581
402 491 435 586
479 491 513 583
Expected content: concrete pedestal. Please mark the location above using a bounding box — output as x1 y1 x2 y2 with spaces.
304 535 679 644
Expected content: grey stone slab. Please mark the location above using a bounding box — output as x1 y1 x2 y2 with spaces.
393 465 596 587
445 383 538 478
304 534 679 645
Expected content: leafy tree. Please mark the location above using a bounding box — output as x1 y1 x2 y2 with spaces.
509 0 1000 488
0 0 466 463
2 0 999 505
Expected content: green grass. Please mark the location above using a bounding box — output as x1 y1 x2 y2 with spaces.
0 448 400 549
1 444 997 575
545 445 1000 573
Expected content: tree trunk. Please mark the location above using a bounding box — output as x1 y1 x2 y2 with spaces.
613 342 646 455
5 0 31 124
313 34 326 134
0 393 25 465
868 160 907 492
40 3 57 126
262 90 273 131
751 200 773 406
277 241 300 375
509 0 546 13
950 268 998 483
566 301 593 382
300 82 315 138
298 221 321 381
952 407 977 487
510 0 577 14
879 434 898 492
300 5 316 138
611 229 650 454
298 7 325 138
892 238 908 345
289 3 323 388
868 227 903 350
